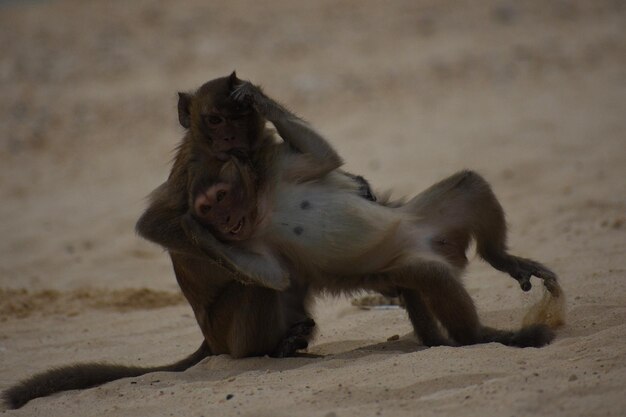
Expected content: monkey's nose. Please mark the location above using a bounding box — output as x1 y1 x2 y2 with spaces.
198 204 211 216
194 193 212 218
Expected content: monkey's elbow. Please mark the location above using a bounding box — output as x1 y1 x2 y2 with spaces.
329 154 344 171
135 213 153 240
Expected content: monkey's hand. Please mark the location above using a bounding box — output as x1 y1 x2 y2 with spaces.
231 81 290 122
232 79 343 178
181 214 290 291
231 81 259 107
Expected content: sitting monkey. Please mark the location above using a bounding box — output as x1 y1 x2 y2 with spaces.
2 75 379 409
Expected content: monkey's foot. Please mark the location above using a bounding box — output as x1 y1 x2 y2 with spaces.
507 256 559 295
271 318 316 358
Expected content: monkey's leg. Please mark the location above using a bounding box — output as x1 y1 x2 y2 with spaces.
136 181 206 256
410 170 559 294
398 288 451 346
224 285 315 358
388 260 480 345
391 260 554 347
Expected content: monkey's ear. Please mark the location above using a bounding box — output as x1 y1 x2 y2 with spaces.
177 92 193 129
228 71 241 91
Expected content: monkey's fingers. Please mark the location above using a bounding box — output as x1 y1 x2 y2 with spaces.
523 260 561 297
288 318 316 336
518 276 532 292
529 262 557 281
505 263 533 292
270 337 310 358
230 82 258 106
542 276 562 298
271 319 316 358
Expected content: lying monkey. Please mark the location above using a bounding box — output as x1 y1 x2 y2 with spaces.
183 80 564 349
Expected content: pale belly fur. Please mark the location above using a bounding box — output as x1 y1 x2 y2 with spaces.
267 181 428 274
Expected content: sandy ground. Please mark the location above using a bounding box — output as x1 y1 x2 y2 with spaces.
1 1 625 416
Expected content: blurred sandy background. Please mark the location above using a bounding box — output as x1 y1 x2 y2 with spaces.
1 1 625 416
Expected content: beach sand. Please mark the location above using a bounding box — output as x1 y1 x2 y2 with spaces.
1 1 625 416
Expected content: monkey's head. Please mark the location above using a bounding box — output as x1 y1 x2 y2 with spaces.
178 72 266 160
191 157 258 241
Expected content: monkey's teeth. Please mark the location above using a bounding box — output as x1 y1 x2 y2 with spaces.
230 218 244 234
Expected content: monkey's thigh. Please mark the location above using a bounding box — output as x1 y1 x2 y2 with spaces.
271 280 316 358
387 260 481 346
211 284 313 358
206 285 282 358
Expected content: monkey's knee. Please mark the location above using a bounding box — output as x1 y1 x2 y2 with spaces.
449 170 489 192
400 289 450 347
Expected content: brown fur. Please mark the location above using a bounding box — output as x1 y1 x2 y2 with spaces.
136 74 315 360
2 74 315 409
4 76 564 409
188 81 564 350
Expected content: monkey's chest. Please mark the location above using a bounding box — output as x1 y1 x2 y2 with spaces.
269 184 398 272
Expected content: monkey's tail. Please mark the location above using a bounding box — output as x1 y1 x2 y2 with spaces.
477 280 566 347
3 340 210 410
478 324 555 348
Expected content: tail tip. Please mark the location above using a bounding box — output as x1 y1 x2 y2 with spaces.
2 387 26 410
511 323 555 348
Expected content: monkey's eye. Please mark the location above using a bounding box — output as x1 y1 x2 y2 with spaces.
216 190 227 202
206 115 223 125
200 205 212 215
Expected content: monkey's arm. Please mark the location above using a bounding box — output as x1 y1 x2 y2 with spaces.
136 181 204 255
138 184 291 296
232 82 343 181
181 214 290 291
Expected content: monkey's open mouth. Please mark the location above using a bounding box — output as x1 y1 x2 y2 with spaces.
229 218 245 235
